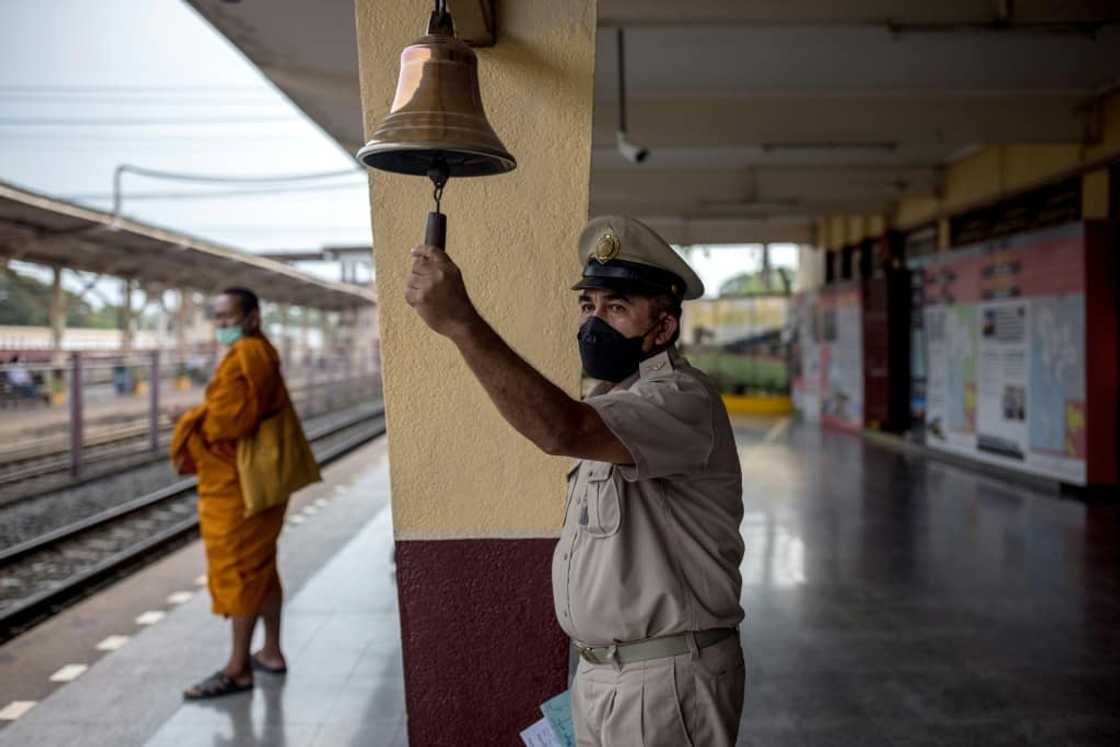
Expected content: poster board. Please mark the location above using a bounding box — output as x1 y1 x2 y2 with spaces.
818 284 864 431
911 223 1088 484
790 292 821 421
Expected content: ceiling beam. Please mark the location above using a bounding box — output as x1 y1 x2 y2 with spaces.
592 93 1090 148
597 1 1120 28
634 216 813 245
592 166 941 201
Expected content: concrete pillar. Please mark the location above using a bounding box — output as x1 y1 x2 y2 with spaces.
356 0 596 741
119 277 136 351
318 309 332 356
175 289 193 361
796 245 826 292
277 303 292 370
48 266 67 362
299 305 311 377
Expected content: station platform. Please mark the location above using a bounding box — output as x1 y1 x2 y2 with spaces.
1 418 1118 746
0 436 404 747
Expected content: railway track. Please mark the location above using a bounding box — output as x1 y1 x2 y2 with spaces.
0 407 386 642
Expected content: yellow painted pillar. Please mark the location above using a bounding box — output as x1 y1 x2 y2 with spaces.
355 0 596 741
1083 169 1110 220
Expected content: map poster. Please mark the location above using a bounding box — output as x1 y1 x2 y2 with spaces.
819 285 864 431
910 223 1087 484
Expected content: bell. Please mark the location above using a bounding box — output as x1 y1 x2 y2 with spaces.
357 7 516 250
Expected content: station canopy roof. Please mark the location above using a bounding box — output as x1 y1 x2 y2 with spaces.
187 0 1120 245
0 181 375 311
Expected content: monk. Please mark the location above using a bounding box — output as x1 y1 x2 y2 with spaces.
171 287 290 699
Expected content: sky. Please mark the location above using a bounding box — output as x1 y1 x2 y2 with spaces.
0 0 793 304
0 0 371 289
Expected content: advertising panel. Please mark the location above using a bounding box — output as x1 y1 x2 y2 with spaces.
911 223 1087 484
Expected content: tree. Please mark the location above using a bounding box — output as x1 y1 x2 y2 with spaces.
0 267 119 328
718 268 792 297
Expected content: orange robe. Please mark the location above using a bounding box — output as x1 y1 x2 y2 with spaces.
171 335 288 617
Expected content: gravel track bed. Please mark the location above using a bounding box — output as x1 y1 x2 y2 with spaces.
0 402 383 551
0 413 386 626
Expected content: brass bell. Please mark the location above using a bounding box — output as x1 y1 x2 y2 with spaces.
357 4 516 250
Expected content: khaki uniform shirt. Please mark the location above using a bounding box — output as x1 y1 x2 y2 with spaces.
551 347 744 645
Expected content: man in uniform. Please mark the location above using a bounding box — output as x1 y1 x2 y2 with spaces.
406 215 745 745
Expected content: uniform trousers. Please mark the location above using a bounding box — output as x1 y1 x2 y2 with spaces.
571 632 745 747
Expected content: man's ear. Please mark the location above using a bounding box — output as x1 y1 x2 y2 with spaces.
653 313 678 347
245 308 262 332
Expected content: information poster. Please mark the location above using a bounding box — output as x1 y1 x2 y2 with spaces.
818 285 864 431
790 292 821 421
911 223 1087 484
908 270 928 431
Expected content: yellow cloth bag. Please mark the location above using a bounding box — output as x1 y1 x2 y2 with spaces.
237 401 322 517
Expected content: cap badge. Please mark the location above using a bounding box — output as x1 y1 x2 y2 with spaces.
592 232 620 264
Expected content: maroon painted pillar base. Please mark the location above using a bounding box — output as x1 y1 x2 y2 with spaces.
395 538 569 746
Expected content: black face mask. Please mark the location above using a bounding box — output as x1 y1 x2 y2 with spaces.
578 316 659 383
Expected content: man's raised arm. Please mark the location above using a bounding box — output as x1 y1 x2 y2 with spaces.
404 245 632 465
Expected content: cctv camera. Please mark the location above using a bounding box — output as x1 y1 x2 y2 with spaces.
616 131 649 164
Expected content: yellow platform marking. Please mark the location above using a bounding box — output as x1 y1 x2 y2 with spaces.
722 395 794 417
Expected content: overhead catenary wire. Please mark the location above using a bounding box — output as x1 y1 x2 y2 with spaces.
0 95 286 106
113 164 362 185
66 180 368 203
110 165 362 216
0 84 266 92
0 116 299 126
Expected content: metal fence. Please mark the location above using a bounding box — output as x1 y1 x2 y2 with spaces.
0 349 381 479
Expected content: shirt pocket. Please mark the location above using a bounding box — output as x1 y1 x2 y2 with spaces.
582 461 622 538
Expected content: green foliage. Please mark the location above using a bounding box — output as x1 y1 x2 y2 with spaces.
688 351 789 394
718 268 792 297
0 268 118 329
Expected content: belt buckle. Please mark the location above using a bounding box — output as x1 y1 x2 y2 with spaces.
576 644 600 664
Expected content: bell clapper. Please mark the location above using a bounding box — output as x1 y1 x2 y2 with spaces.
424 159 450 250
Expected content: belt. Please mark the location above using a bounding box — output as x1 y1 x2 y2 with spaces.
575 628 736 666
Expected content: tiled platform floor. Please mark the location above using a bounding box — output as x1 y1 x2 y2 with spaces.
143 500 405 747
0 440 403 747
734 418 1120 746
3 417 1119 746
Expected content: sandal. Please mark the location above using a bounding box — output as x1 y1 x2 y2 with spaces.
250 653 287 675
183 671 253 700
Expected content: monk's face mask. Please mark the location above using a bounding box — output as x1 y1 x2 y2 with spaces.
216 326 243 346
